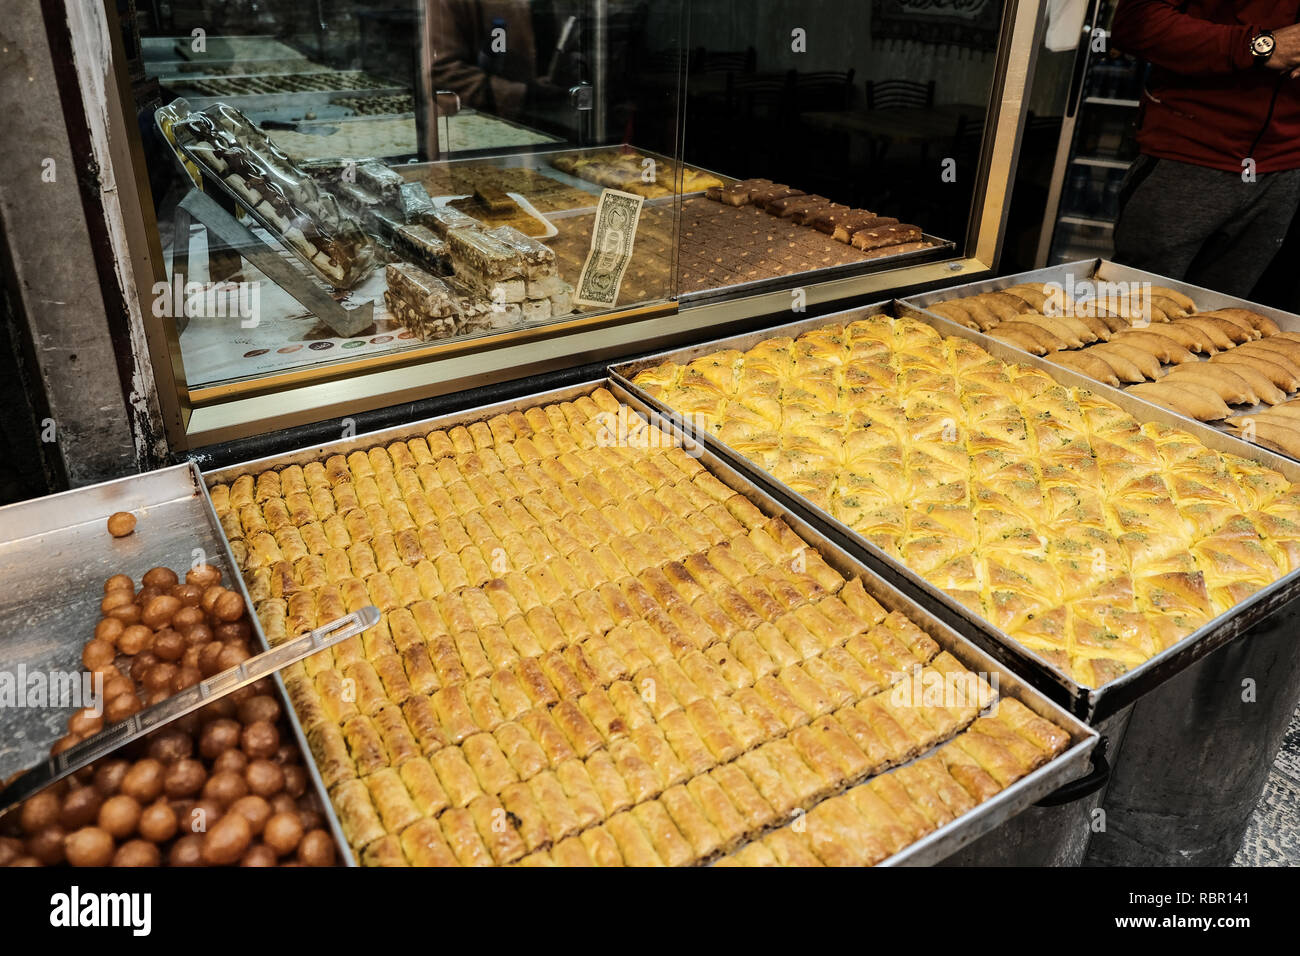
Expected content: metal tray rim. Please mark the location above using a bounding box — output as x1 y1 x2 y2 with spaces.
608 292 1300 721
0 462 202 546
0 461 356 866
613 381 1097 865
677 234 957 306
190 465 358 867
201 378 1097 865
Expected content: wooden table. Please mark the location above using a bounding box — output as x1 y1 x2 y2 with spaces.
637 71 789 101
802 103 986 163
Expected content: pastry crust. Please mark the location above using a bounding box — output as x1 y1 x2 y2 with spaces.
216 386 1089 866
333 778 387 850
1128 382 1232 421
467 794 527 864
399 817 460 866
431 747 483 809
633 317 1300 692
604 812 664 866
364 768 421 835
632 801 695 866
439 807 495 866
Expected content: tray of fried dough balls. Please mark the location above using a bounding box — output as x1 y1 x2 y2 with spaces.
0 462 351 866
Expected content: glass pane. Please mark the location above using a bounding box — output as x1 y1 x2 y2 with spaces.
676 0 1007 298
134 1 684 392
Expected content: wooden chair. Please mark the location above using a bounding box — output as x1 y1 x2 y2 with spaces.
726 72 794 122
790 69 856 114
721 72 796 176
695 47 757 75
788 70 856 198
865 79 936 110
640 47 690 74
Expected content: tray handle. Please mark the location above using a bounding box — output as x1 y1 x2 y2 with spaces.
1034 737 1110 808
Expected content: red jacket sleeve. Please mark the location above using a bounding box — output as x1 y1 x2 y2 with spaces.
1111 0 1259 74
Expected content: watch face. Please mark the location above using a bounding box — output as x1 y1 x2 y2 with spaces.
1254 34 1276 56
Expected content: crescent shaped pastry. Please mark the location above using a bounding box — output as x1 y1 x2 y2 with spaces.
1209 362 1287 404
1127 381 1232 421
1202 307 1280 336
988 327 1048 355
975 291 1030 321
1234 419 1300 459
1012 314 1087 348
1052 350 1122 386
1149 294 1191 318
1173 317 1239 349
1089 342 1162 380
1112 330 1197 364
1162 365 1258 405
998 320 1067 351
1145 321 1216 354
928 301 979 330
1210 352 1300 391
1148 286 1198 313
1083 344 1146 383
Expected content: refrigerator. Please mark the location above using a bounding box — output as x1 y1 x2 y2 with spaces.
1035 0 1146 266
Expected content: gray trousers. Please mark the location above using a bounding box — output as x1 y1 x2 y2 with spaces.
1112 155 1300 298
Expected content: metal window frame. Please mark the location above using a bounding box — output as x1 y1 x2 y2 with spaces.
60 0 1046 453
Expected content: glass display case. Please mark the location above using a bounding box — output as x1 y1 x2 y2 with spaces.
86 0 1045 449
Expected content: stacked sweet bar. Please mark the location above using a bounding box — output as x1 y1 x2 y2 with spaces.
383 264 460 340
355 160 407 205
208 387 1072 866
439 222 572 326
707 178 929 256
312 166 575 339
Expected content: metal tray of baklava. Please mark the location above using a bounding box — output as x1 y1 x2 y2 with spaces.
0 462 353 865
610 302 1300 722
201 379 1098 866
905 258 1300 461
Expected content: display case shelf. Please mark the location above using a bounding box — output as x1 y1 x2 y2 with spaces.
76 0 1047 452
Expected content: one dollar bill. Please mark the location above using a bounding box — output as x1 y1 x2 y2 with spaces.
574 188 645 308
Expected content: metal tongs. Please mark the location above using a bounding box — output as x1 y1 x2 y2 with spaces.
0 606 381 818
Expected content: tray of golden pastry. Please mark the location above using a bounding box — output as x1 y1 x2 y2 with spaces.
904 260 1300 466
612 301 1300 722
547 147 729 200
199 381 1097 866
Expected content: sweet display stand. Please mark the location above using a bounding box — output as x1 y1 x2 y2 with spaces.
172 181 374 339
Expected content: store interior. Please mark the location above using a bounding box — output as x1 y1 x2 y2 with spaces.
1 0 1299 870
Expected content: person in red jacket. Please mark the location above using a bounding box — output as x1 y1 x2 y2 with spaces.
1110 1 1300 296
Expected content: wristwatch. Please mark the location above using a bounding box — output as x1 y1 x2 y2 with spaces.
1250 30 1276 66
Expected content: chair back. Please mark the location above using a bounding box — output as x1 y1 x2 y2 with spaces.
865 79 936 110
726 71 794 122
790 69 856 113
641 47 689 74
696 47 757 74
